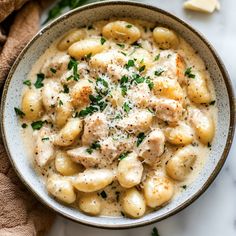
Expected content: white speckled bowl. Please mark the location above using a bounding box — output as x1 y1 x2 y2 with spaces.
1 0 235 229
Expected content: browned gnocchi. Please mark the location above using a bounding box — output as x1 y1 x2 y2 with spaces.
16 19 216 219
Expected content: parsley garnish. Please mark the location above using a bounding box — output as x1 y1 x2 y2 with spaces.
139 65 146 73
100 190 107 198
125 59 135 69
182 185 187 190
23 80 31 87
137 132 146 146
126 24 132 28
14 108 25 118
50 68 57 74
43 0 89 24
85 52 92 60
118 152 130 160
86 141 101 154
151 227 160 236
184 67 195 78
67 57 79 81
42 137 49 141
86 148 93 154
100 37 106 45
31 120 44 130
34 73 45 89
154 69 165 76
123 102 132 113
63 84 69 93
96 77 109 96
59 100 63 106
117 43 125 48
146 77 154 90
209 100 216 105
154 54 160 61
78 105 99 117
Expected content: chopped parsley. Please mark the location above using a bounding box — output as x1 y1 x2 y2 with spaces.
67 57 79 81
139 65 146 73
151 227 160 236
182 185 187 190
117 43 125 48
86 148 93 154
59 100 63 106
50 68 57 74
100 190 107 199
123 102 132 113
147 108 155 114
125 59 135 69
137 132 146 146
126 24 132 28
34 73 45 89
85 52 92 60
184 67 195 78
14 108 25 118
207 142 212 148
154 54 160 61
63 84 69 93
86 141 101 154
96 77 109 96
146 77 154 90
100 37 106 45
42 137 49 141
209 100 216 105
23 80 31 87
118 152 130 160
154 69 165 76
78 105 99 117
21 123 28 128
31 120 44 130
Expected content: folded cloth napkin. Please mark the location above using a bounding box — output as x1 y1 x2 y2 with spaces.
0 1 55 235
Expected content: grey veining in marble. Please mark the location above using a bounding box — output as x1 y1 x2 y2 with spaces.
46 0 236 235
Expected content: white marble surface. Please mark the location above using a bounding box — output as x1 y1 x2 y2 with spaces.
47 1 236 235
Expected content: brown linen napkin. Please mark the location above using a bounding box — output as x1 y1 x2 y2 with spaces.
0 1 55 235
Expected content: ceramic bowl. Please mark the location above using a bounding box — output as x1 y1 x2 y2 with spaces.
1 0 235 229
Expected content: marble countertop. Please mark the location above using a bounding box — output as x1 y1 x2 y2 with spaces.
47 1 236 235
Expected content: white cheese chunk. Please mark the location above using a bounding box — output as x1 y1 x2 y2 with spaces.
184 0 220 13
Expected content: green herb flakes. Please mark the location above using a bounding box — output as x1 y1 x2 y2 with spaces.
78 105 99 117
63 84 69 93
182 185 187 190
34 73 45 89
100 190 107 199
31 120 44 130
21 123 28 128
59 100 63 106
23 80 31 87
154 69 165 76
67 57 79 81
117 43 125 48
184 67 195 78
42 137 49 141
154 54 160 61
126 24 132 28
50 68 57 74
123 102 131 113
125 59 135 69
14 108 25 118
86 148 93 154
100 37 106 45
118 152 130 161
137 132 146 146
139 65 146 73
209 100 216 105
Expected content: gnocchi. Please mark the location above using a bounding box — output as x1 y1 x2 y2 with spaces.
18 18 216 219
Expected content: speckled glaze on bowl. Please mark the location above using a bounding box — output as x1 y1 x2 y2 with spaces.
1 0 235 229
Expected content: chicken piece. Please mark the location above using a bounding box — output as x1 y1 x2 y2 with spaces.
41 80 60 111
151 98 183 123
70 79 94 108
67 146 103 168
41 54 70 78
119 110 153 134
82 113 109 145
99 137 118 161
138 129 165 165
34 127 54 168
89 50 127 74
128 83 151 108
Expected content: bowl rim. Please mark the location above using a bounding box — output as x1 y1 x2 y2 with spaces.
1 0 235 229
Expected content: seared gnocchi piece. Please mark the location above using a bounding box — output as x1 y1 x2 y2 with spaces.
54 118 83 146
55 93 73 128
68 38 106 59
144 176 174 208
153 76 184 101
21 89 43 121
131 48 153 69
57 29 86 51
108 88 125 107
166 145 197 181
190 108 215 144
122 188 146 218
67 146 103 168
35 127 54 168
78 193 101 216
72 169 115 192
138 129 165 165
187 71 211 104
70 79 94 108
47 175 76 204
165 122 194 145
117 152 143 188
55 151 82 176
102 21 141 44
153 27 179 49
